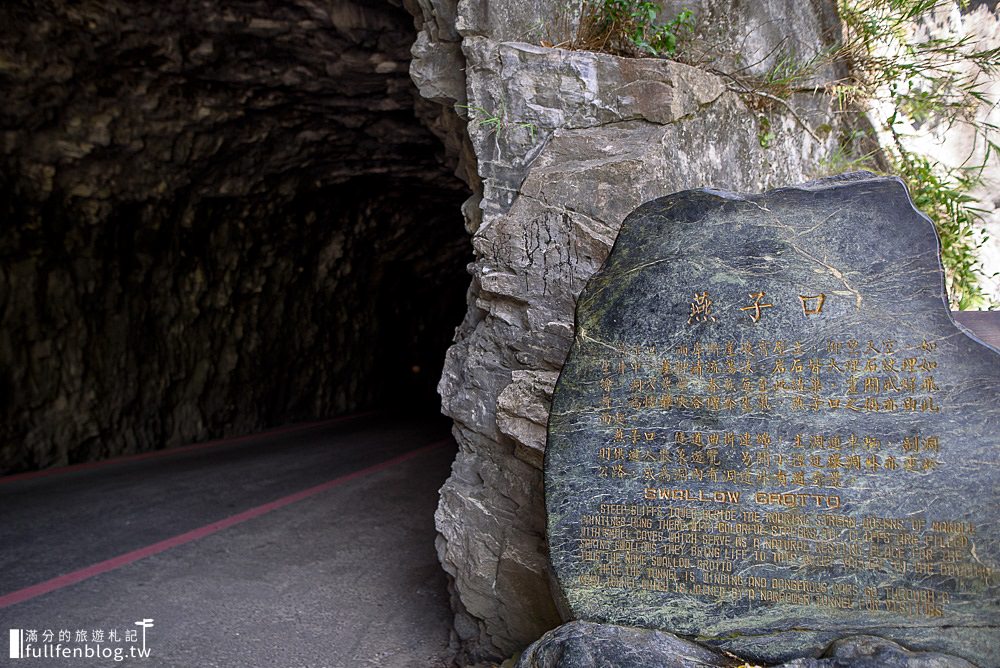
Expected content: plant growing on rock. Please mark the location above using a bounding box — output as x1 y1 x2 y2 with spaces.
456 103 537 141
573 1 695 57
728 0 999 308
835 0 1000 308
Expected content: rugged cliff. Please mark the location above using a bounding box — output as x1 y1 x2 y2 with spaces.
407 0 847 661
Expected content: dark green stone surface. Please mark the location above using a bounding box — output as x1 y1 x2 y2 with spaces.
544 174 1000 666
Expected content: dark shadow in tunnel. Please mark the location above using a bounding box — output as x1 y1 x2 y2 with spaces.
361 175 472 417
0 0 473 473
373 256 469 415
218 174 472 429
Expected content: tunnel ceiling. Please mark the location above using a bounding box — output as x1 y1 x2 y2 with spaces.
0 0 471 472
1 0 461 207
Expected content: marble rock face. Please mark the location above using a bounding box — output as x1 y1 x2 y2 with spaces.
545 174 1000 666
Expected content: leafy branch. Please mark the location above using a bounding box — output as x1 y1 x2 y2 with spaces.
724 0 998 307
836 0 999 308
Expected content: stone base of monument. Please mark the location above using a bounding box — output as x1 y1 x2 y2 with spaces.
514 621 977 668
513 620 740 668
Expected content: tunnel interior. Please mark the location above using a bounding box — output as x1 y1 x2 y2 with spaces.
0 0 471 473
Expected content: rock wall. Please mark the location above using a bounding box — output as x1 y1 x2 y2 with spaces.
0 0 470 473
407 0 846 661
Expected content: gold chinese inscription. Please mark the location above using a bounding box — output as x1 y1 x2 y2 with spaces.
594 338 942 419
687 292 717 324
572 335 984 621
799 294 826 316
685 290 832 325
739 292 774 323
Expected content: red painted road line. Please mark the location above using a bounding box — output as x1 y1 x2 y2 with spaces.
0 412 376 485
0 438 450 609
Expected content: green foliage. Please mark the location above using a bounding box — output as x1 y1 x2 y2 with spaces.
574 1 695 57
893 150 993 309
838 0 1000 108
835 0 1000 308
756 114 775 149
758 50 835 97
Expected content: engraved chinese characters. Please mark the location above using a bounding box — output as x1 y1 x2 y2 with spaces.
544 175 1000 666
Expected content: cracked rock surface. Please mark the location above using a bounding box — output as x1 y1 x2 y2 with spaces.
410 0 845 661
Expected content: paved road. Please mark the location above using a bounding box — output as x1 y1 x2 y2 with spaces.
0 414 457 668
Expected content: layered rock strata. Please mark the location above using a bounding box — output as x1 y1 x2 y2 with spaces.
407 0 847 661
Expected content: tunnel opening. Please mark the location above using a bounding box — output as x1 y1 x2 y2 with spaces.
371 217 472 417
0 0 472 473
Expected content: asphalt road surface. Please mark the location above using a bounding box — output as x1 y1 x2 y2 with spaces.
0 414 457 668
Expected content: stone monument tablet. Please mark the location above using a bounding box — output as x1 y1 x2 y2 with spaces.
544 174 999 666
